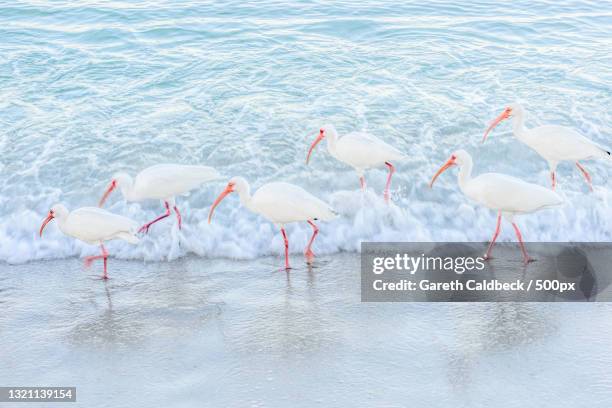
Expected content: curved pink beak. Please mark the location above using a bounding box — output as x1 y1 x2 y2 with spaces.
208 183 235 224
429 156 457 188
99 179 117 207
483 108 511 143
306 129 325 165
39 211 54 237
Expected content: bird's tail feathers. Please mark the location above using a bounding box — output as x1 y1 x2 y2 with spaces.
546 191 565 209
193 166 222 182
322 206 339 221
394 154 410 163
117 231 139 244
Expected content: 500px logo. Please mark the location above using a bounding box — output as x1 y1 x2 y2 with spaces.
372 253 486 275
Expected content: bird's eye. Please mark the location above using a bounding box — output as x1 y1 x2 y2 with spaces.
451 155 457 160
320 128 324 133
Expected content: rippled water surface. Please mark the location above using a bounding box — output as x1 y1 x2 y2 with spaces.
1 0 611 263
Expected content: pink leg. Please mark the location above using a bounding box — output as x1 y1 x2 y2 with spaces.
575 162 593 191
511 222 532 265
138 201 171 233
484 211 502 260
174 206 182 229
383 161 395 203
304 220 319 264
281 227 290 270
103 254 108 280
551 171 556 190
84 244 109 279
359 176 366 191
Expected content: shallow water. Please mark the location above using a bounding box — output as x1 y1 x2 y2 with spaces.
2 255 612 407
1 0 611 264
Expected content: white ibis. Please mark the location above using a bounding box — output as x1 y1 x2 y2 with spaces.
208 177 337 269
483 103 611 191
39 204 139 279
429 150 564 265
99 164 220 233
306 124 406 203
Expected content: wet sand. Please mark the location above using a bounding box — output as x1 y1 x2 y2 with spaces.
2 254 612 407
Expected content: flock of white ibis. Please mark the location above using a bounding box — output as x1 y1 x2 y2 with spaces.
39 104 610 278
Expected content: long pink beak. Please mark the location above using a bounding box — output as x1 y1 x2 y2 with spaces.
306 130 325 165
208 184 234 224
429 158 457 188
98 180 117 207
482 109 510 143
39 212 54 237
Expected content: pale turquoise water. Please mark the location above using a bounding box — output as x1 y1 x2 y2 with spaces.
1 0 611 263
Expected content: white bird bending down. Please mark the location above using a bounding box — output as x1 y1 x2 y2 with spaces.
207 177 337 269
429 150 564 265
99 164 220 233
483 103 611 191
306 124 406 203
39 204 139 280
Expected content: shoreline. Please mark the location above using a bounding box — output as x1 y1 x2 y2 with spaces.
2 253 612 406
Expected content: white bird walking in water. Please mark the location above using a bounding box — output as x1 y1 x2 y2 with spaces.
99 164 220 233
483 103 611 191
306 125 406 203
39 204 139 280
429 150 564 265
208 177 337 269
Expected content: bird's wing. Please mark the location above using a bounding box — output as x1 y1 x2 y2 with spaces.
253 183 337 223
67 207 138 242
467 173 563 213
337 132 405 167
528 125 608 160
134 164 221 198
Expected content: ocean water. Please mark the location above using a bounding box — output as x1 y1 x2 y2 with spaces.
1 0 611 264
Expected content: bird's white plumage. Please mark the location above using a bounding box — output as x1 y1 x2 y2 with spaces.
307 125 404 201
521 125 609 163
464 173 564 214
54 206 139 245
333 131 405 171
249 182 337 225
488 104 610 165
209 177 336 269
128 164 220 200
433 150 564 218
